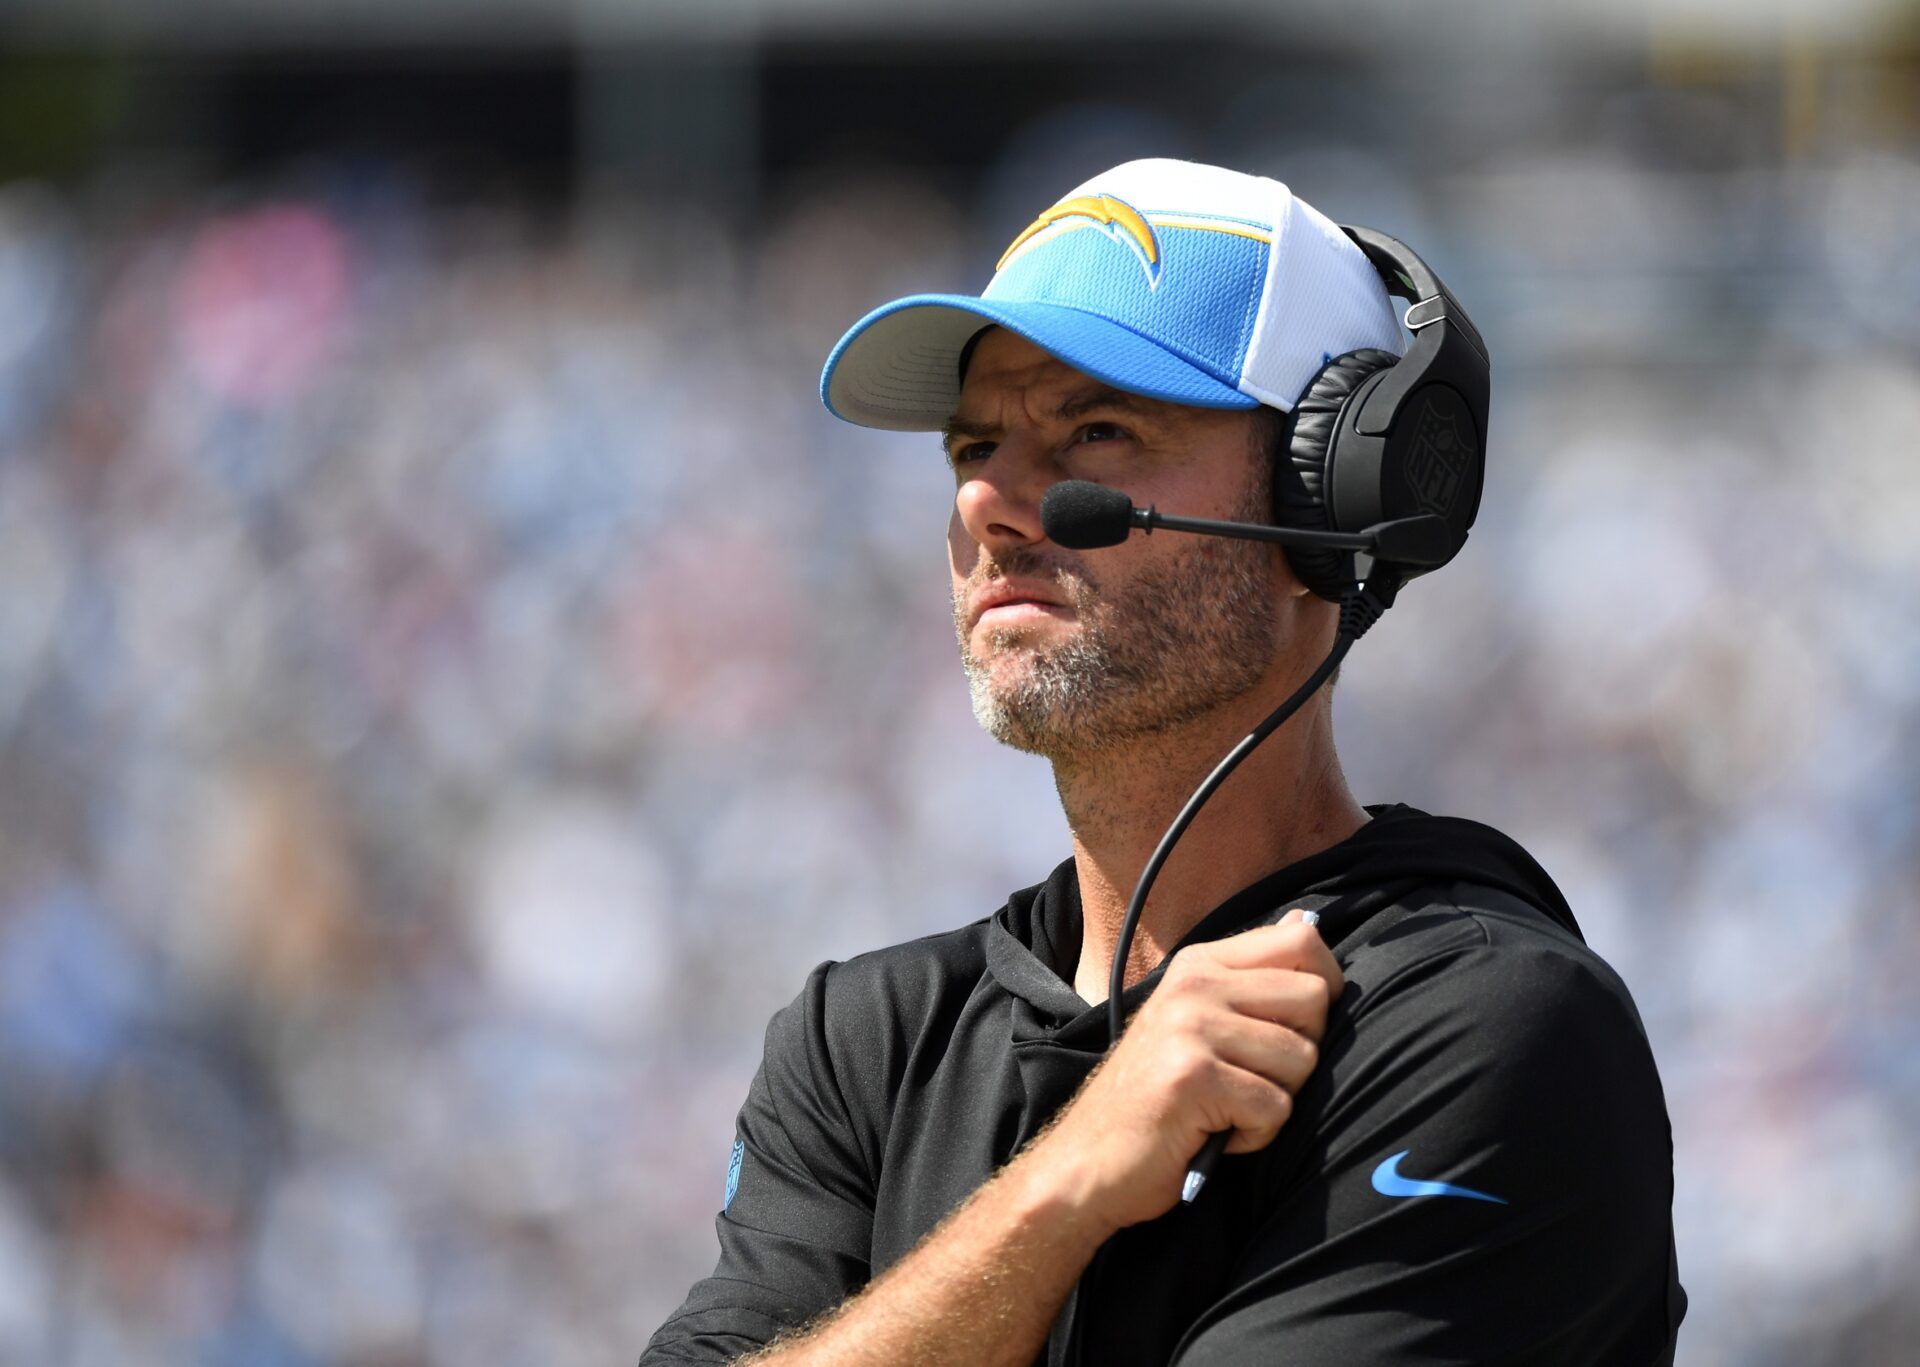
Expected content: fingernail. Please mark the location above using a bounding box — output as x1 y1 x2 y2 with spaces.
1302 910 1321 928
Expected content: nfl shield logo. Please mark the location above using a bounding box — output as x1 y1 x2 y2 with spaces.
1403 396 1470 517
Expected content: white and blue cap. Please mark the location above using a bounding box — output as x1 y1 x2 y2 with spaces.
821 158 1406 431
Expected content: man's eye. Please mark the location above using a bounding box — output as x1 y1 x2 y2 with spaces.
1075 422 1127 445
949 442 994 466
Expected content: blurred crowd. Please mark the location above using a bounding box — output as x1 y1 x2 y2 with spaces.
1 96 1918 1365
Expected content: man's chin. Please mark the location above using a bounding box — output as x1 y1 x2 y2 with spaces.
966 672 1101 758
968 694 1065 757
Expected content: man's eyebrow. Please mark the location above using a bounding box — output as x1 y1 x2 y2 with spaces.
940 414 996 454
1052 387 1155 423
941 387 1155 453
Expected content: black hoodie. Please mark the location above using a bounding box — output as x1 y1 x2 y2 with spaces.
643 805 1685 1365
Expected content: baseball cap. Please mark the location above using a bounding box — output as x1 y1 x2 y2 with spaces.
820 157 1406 432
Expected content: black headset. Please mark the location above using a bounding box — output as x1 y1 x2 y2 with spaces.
1274 226 1490 602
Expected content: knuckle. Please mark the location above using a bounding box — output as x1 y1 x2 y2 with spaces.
1156 996 1208 1042
1166 1045 1214 1095
1192 939 1228 963
1238 1085 1290 1143
1294 1035 1319 1074
1166 952 1214 994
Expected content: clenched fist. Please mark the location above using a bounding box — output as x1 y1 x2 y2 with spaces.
1022 909 1345 1236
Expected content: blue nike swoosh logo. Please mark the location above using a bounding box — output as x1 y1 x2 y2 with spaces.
1370 1150 1507 1204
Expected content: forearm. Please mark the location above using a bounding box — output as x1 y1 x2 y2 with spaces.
740 1145 1112 1367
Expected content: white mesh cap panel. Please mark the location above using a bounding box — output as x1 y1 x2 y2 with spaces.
1238 186 1405 411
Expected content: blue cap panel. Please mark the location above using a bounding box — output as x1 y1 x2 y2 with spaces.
983 224 1269 385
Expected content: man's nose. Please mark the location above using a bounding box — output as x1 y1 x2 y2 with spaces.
953 446 1061 551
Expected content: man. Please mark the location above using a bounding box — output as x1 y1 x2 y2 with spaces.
643 159 1683 1365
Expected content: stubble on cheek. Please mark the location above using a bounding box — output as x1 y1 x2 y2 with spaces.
951 551 1108 752
952 527 1281 757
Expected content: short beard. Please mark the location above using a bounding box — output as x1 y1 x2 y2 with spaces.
954 468 1281 760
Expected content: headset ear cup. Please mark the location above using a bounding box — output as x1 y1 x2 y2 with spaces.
1273 348 1400 601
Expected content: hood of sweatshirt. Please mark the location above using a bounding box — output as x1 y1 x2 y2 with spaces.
983 803 1580 1054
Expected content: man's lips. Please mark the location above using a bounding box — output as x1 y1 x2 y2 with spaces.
968 581 1071 632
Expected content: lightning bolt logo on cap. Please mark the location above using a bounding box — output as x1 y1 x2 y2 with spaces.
996 193 1164 289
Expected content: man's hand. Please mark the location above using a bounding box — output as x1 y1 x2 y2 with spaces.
1024 909 1345 1235
714 911 1342 1367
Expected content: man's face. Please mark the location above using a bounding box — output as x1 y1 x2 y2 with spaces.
946 329 1307 759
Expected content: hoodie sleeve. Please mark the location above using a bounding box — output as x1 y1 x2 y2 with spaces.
641 961 875 1364
1165 927 1683 1366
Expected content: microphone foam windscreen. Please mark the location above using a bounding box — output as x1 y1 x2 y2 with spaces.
1041 481 1134 549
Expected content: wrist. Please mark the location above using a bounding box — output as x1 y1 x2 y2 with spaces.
1005 1128 1121 1253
